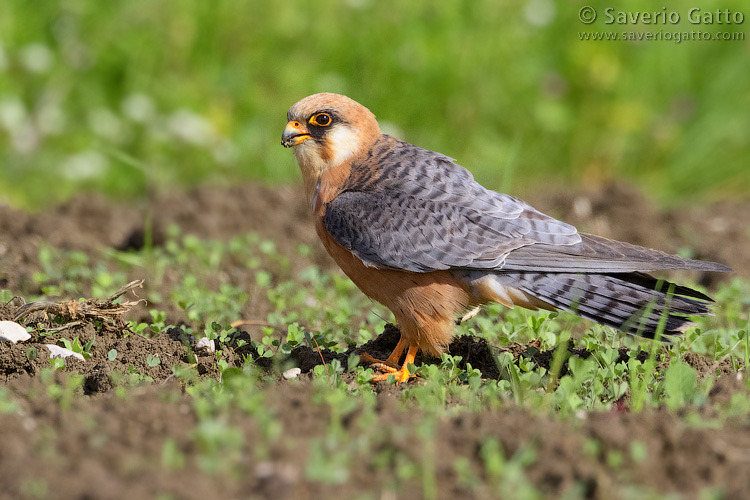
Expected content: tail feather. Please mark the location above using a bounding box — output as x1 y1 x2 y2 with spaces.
494 271 714 339
614 272 714 302
539 272 710 318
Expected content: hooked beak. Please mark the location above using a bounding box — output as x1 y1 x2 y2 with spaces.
281 121 311 148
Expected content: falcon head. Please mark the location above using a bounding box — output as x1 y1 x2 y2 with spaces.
282 93 381 175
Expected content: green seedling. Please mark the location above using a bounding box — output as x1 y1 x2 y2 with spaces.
59 337 95 360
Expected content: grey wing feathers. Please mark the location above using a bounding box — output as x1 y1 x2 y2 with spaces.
325 137 581 272
324 190 581 272
370 137 565 221
503 233 733 273
327 136 730 276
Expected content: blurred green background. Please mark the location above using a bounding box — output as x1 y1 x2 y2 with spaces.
0 0 748 210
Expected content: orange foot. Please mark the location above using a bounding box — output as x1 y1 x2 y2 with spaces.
359 337 419 385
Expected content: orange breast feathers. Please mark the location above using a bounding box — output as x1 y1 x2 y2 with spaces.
314 216 474 356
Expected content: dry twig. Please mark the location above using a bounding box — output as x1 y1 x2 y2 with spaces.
13 280 146 324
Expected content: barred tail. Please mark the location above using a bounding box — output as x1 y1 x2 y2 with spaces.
497 271 715 339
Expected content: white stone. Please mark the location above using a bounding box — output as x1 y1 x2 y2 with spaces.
0 321 31 344
45 344 85 361
61 151 108 181
283 367 302 380
196 337 216 352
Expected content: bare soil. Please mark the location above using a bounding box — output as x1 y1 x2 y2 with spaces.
2 368 750 499
1 182 749 499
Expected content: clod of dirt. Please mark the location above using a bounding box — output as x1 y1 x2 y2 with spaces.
708 372 747 408
284 323 501 380
289 344 348 373
682 351 739 381
348 324 501 380
445 335 501 379
0 321 30 344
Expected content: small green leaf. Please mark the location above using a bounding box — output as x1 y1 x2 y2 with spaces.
663 362 698 410
26 347 38 361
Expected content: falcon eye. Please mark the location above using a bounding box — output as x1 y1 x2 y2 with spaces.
310 113 332 127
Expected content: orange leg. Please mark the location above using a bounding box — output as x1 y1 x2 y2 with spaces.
369 343 419 385
358 335 409 371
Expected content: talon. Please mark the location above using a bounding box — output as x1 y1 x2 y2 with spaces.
370 365 412 384
358 352 399 370
357 334 409 371
356 334 420 385
369 362 398 373
369 342 419 385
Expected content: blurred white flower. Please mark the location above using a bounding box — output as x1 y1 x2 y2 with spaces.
122 93 155 123
524 0 556 27
0 97 27 130
19 43 54 73
37 104 67 136
168 109 217 146
11 122 39 154
61 151 108 180
88 107 123 141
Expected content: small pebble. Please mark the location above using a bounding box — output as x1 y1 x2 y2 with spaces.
0 321 31 344
196 337 216 352
283 367 301 380
45 344 85 361
254 462 275 479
